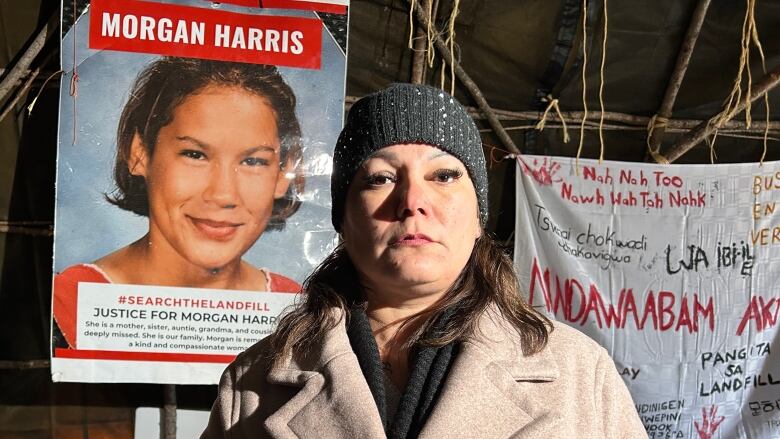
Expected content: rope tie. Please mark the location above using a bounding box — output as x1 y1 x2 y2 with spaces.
535 95 570 143
575 0 589 175
445 0 460 94
752 0 769 166
597 0 608 163
408 0 416 48
645 115 670 164
706 134 718 164
426 1 435 67
407 0 436 69
434 1 461 93
27 70 63 114
710 0 768 165
714 0 760 128
487 144 519 168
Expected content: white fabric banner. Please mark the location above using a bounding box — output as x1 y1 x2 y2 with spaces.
514 155 780 439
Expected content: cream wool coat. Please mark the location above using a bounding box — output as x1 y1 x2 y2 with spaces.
201 309 648 439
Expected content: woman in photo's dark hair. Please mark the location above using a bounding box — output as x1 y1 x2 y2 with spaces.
202 84 646 438
53 57 304 348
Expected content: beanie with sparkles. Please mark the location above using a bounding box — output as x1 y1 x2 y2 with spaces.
331 83 488 232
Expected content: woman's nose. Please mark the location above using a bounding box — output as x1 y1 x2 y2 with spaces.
203 164 240 208
396 177 430 219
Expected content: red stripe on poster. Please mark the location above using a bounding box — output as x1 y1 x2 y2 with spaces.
262 0 347 14
90 0 323 69
55 348 236 363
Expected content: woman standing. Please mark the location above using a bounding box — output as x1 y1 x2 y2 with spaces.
202 83 647 438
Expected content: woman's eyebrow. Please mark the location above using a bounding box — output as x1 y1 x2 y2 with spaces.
427 150 450 160
369 149 397 164
176 135 210 150
244 145 278 155
175 136 277 155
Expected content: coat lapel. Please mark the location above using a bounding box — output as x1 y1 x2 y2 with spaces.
419 310 559 439
263 312 386 439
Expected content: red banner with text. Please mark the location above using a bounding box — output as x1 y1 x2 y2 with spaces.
89 0 323 68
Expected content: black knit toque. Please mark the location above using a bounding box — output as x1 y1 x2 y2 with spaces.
331 83 488 232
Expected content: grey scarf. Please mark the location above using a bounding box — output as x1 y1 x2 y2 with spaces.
347 307 458 439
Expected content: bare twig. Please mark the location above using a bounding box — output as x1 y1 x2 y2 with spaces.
0 223 53 237
408 0 521 154
0 12 56 106
0 67 40 123
646 0 712 156
0 220 51 226
664 63 780 162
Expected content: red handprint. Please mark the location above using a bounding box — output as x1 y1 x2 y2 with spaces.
519 156 562 186
695 405 725 439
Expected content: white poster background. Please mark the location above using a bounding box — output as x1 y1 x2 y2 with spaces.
514 155 780 439
51 283 298 384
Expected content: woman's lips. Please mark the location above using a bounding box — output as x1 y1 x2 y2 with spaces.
188 216 242 241
391 233 434 247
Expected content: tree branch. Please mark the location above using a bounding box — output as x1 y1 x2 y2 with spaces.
663 63 780 162
646 0 712 157
408 0 521 154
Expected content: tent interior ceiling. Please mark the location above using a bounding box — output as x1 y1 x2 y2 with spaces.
347 0 780 163
0 0 779 433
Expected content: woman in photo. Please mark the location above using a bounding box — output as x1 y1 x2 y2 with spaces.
201 83 646 438
54 57 304 348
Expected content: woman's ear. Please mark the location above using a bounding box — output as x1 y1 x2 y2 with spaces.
128 132 149 178
273 156 295 199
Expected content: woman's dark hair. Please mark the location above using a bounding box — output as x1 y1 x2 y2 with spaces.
271 233 552 365
106 57 304 229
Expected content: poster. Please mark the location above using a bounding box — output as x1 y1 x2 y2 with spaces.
514 155 780 439
52 0 348 384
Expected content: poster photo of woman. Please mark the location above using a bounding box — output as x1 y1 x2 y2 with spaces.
51 0 347 384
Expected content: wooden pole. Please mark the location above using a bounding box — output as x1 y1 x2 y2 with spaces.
345 96 780 131
663 63 780 162
162 385 177 439
408 0 522 154
646 0 712 158
0 359 50 369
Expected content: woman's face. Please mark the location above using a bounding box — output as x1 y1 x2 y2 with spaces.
342 143 481 298
130 84 291 271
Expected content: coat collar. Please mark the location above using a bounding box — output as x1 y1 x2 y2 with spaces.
264 309 385 438
264 307 559 438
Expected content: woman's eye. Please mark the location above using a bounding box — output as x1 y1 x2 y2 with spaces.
242 157 270 167
180 149 206 160
432 168 463 183
364 173 396 186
